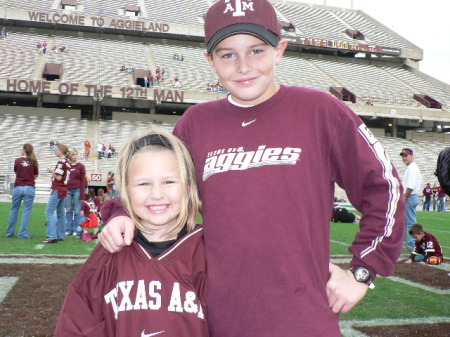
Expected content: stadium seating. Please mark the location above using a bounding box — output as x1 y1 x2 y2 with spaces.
310 58 423 107
46 34 151 86
273 2 409 49
380 66 450 108
2 0 54 12
148 42 216 91
0 32 48 80
143 0 210 26
0 114 90 186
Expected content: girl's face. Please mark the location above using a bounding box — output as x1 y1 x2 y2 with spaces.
127 149 183 241
55 147 63 157
205 34 287 106
72 151 79 161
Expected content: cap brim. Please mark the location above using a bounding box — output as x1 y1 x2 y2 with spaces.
207 23 279 53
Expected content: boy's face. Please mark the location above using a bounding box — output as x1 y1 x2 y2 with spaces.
205 33 287 106
413 233 425 242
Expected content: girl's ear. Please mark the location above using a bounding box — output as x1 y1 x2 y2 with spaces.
204 51 217 74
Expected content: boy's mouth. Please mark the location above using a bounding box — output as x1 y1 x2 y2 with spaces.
236 77 257 85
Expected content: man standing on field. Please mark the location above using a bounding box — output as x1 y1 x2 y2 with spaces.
400 148 423 251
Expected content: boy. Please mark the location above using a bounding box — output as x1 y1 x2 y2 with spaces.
100 1 405 336
405 223 444 264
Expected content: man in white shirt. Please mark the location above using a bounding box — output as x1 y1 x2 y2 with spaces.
400 148 423 251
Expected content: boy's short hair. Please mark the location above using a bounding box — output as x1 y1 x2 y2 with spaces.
204 0 281 53
409 223 424 236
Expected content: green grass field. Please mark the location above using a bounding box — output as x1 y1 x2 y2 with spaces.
0 201 449 335
0 202 98 255
333 210 450 326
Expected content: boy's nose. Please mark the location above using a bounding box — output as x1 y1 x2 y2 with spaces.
236 56 252 74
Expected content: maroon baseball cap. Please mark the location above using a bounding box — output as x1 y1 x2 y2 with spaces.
204 0 281 53
399 148 413 156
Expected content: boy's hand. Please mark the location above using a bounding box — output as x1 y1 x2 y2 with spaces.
326 262 369 314
404 259 413 264
98 216 135 253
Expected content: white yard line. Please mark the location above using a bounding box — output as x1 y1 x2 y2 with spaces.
331 239 351 246
0 277 19 303
425 228 450 234
0 255 88 264
340 316 450 337
386 276 449 294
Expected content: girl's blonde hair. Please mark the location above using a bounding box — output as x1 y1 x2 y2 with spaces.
115 129 201 238
56 143 72 161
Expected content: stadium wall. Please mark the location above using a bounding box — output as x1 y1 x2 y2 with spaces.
112 111 179 123
0 105 80 118
406 130 450 143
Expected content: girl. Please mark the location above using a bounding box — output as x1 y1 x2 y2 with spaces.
6 144 39 239
80 192 99 229
65 149 87 236
108 172 119 199
43 143 71 243
55 130 207 336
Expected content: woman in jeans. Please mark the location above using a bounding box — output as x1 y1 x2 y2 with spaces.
65 149 86 236
5 144 39 239
43 143 72 243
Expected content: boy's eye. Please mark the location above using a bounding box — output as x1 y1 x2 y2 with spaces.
220 52 234 59
251 49 264 55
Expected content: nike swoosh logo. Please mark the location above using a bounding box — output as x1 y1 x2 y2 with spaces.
141 331 165 337
242 119 256 127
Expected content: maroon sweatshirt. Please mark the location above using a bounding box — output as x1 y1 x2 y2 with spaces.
56 227 207 337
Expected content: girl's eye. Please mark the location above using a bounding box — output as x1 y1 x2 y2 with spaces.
164 180 175 185
139 183 150 187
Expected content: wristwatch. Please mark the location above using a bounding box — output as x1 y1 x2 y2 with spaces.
350 266 375 289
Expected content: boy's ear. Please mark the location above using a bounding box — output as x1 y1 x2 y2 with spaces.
204 51 217 73
275 38 288 65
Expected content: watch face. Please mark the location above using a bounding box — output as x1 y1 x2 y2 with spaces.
354 267 370 282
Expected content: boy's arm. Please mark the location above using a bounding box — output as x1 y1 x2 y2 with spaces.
98 198 135 252
330 104 405 279
326 100 405 312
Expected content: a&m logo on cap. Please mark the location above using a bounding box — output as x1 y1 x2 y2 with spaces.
224 0 254 17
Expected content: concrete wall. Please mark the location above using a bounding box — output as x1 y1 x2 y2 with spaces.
0 105 80 118
112 111 179 124
406 131 450 142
